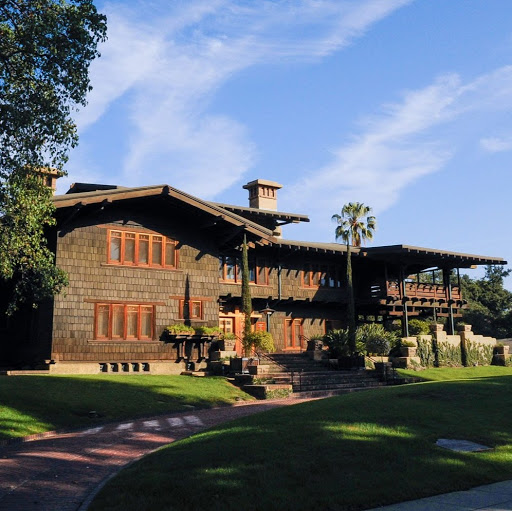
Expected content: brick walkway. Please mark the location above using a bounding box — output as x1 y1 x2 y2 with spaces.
0 400 310 511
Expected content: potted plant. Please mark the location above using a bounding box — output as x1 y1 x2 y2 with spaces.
242 331 275 356
219 332 237 351
165 323 195 337
194 326 221 338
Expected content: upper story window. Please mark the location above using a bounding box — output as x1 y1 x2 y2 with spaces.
108 229 178 268
302 264 342 289
219 256 269 285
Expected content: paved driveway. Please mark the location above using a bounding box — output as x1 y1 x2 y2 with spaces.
0 400 307 511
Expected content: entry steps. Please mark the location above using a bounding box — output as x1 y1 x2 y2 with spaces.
236 353 395 399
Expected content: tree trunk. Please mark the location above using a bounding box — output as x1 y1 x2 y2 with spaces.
346 243 356 354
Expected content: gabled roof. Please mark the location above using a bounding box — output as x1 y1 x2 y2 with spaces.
210 202 309 225
52 184 275 240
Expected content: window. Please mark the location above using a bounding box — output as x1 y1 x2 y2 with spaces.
179 300 203 320
302 264 341 288
94 303 154 340
219 256 268 285
108 229 178 268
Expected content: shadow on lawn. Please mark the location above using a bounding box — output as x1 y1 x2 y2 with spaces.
0 374 248 439
90 376 512 511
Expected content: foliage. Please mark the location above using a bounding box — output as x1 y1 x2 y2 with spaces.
332 202 376 353
166 324 195 335
323 328 365 357
193 326 221 336
435 341 463 367
0 0 107 313
463 340 493 366
357 323 395 355
401 339 417 348
408 318 430 336
243 331 275 355
461 266 512 339
416 337 435 367
241 235 252 337
220 332 237 340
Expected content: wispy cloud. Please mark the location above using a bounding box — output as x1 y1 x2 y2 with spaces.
73 0 412 196
480 136 512 153
282 66 512 237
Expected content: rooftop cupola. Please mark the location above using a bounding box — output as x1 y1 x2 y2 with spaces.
243 179 282 211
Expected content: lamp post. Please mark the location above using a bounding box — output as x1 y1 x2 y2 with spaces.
260 303 275 333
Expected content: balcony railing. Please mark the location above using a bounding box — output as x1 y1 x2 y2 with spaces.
368 280 461 301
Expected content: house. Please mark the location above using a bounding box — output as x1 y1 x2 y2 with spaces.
0 178 506 373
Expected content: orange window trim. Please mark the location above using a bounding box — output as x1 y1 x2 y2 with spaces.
94 303 155 340
107 229 178 269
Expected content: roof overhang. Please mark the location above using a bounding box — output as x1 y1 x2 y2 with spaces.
363 244 507 268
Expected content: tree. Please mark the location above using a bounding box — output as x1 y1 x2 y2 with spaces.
461 265 512 339
241 235 252 354
332 203 376 353
0 1 107 313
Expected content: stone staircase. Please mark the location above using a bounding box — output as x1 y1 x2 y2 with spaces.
234 353 394 399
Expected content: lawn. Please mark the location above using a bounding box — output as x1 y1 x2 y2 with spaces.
90 367 512 511
0 374 252 440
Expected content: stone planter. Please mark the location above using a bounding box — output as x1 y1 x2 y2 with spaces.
494 345 509 356
219 338 237 351
400 347 417 357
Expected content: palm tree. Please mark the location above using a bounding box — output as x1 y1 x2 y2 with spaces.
332 203 376 354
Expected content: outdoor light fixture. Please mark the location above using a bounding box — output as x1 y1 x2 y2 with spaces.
260 303 275 332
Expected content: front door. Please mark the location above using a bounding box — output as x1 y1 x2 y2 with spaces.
285 318 303 350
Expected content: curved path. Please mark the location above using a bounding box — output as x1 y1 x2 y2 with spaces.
0 399 311 511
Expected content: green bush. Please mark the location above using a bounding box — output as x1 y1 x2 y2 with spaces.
435 341 463 367
194 326 221 336
243 331 275 355
417 337 435 367
166 324 195 335
357 323 395 355
408 319 430 336
464 341 492 366
323 329 365 357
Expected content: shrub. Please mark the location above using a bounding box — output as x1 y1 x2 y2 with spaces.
416 337 435 367
220 332 237 340
166 324 195 335
357 323 395 355
243 331 275 355
401 339 417 348
324 329 354 357
194 326 221 336
408 319 430 336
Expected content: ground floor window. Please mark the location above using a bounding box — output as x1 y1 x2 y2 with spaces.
95 303 154 340
179 300 203 320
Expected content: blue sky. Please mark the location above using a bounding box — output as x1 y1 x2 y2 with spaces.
63 0 512 286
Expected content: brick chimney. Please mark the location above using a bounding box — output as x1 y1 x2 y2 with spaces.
37 167 61 195
243 179 282 211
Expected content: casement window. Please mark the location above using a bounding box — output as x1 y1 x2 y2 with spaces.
284 318 303 350
95 303 154 340
179 300 203 320
219 256 269 285
108 229 178 268
302 264 341 288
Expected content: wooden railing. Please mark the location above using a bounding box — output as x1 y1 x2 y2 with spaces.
368 280 461 301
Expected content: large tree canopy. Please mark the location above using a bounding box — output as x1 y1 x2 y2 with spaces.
461 266 512 339
0 0 106 312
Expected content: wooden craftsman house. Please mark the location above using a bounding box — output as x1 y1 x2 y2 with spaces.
0 178 505 373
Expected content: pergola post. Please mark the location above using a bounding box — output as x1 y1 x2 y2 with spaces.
400 267 409 337
444 268 455 335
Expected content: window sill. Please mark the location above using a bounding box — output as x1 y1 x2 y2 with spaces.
88 339 161 344
101 263 183 273
219 281 270 287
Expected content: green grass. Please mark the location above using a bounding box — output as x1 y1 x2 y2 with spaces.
0 374 252 440
90 368 512 511
398 365 512 381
